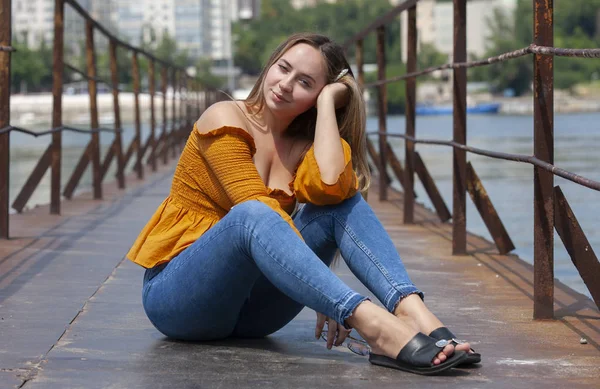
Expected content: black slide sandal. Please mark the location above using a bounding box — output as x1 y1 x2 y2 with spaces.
368 332 468 375
429 327 481 366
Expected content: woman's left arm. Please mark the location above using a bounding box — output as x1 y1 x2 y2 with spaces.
313 83 350 184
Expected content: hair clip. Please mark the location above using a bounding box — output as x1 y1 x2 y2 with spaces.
334 68 348 82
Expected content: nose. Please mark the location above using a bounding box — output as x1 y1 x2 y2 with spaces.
278 76 293 93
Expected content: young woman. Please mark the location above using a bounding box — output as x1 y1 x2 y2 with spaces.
127 33 480 376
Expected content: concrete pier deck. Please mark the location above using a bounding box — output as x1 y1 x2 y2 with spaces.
1 163 599 388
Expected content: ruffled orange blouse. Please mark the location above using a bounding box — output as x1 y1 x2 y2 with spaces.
127 124 358 269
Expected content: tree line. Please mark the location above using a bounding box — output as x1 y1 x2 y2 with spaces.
9 32 223 95
470 0 600 95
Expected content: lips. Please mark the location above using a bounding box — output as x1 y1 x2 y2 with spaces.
271 89 289 103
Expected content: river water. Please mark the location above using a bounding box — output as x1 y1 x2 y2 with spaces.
7 112 599 299
366 113 599 300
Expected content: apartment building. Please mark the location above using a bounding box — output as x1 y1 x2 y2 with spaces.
12 0 260 62
12 0 61 48
12 0 114 54
113 0 260 62
401 0 518 62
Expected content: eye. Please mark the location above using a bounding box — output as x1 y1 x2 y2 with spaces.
299 79 311 88
278 64 288 72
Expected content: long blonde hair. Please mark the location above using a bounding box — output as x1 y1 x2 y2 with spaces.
244 33 371 192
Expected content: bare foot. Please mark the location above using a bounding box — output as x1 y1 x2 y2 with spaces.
394 294 472 354
347 301 454 365
395 312 420 332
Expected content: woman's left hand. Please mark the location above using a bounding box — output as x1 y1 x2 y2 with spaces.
317 82 350 110
315 312 351 349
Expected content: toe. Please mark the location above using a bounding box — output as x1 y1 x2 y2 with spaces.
433 345 453 365
434 350 449 365
455 342 471 353
437 351 447 362
442 344 455 358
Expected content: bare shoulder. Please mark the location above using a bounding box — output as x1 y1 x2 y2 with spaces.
195 101 249 135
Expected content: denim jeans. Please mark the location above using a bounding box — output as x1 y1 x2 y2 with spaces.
142 193 422 341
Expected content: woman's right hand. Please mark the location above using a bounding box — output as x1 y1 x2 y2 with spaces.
315 311 351 349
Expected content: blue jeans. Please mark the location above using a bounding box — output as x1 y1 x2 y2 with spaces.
142 193 422 340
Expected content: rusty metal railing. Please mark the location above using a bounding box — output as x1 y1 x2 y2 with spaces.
0 0 223 240
344 0 600 318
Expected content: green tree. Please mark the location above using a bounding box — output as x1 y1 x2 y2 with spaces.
471 0 600 94
152 32 190 68
554 28 600 90
418 43 448 74
555 0 600 38
365 63 407 114
232 0 401 75
553 0 600 90
10 38 52 93
233 0 298 75
195 58 226 89
469 6 532 95
233 26 265 75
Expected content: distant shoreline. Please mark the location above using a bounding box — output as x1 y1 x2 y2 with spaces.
9 92 181 128
495 95 600 115
7 92 600 128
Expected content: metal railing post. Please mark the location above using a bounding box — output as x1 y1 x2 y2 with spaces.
355 39 366 200
50 0 64 214
453 0 467 254
404 5 417 223
85 19 101 199
197 82 201 117
0 0 12 239
132 52 143 179
376 26 388 201
356 40 364 89
533 0 555 320
109 40 125 189
171 68 177 158
177 71 184 152
185 76 191 134
148 59 157 171
161 66 168 165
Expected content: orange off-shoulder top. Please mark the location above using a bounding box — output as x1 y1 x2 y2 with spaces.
127 124 359 269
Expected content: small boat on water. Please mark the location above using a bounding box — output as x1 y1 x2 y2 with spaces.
416 102 501 116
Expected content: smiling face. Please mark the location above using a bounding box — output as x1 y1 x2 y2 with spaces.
262 43 328 118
